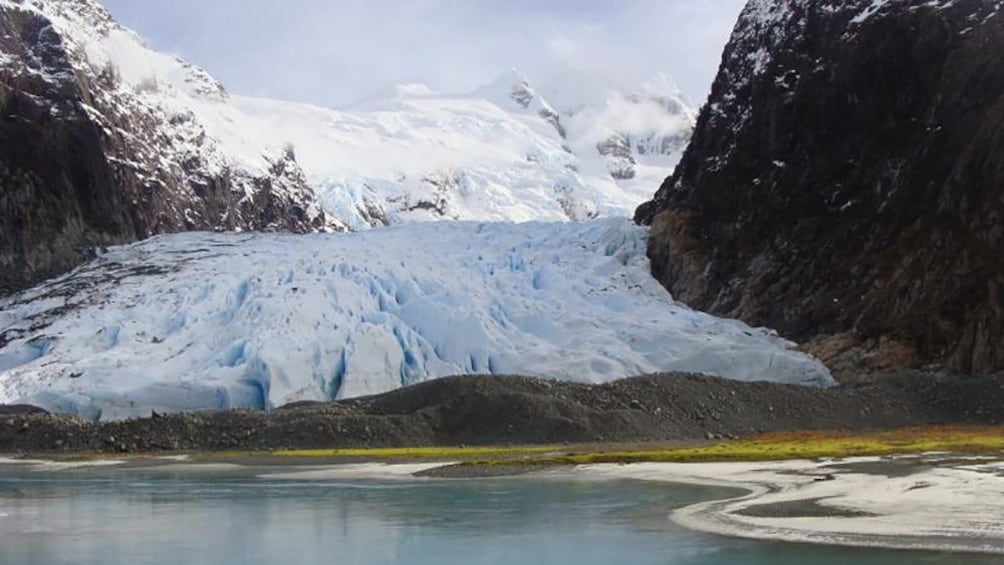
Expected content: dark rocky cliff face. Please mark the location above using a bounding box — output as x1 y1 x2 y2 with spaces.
637 0 1004 378
0 1 327 294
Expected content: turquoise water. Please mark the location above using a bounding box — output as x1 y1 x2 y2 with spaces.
0 465 996 565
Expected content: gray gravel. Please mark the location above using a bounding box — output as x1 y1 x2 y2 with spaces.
1 371 1001 454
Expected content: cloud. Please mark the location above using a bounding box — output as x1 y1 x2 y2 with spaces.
101 0 745 108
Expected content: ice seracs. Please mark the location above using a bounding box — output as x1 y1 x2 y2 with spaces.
0 219 833 421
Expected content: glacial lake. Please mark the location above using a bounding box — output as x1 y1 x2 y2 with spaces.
0 464 996 565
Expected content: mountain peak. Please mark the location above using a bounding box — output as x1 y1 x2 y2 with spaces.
393 82 436 98
504 67 532 88
4 0 228 101
470 68 549 111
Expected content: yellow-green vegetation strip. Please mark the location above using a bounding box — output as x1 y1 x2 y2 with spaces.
491 426 1004 466
235 426 1004 466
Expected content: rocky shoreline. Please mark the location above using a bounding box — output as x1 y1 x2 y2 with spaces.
1 372 1002 454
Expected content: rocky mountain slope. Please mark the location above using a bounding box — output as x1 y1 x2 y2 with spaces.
0 0 329 294
637 0 1004 379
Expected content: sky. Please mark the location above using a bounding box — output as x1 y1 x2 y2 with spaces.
100 0 746 109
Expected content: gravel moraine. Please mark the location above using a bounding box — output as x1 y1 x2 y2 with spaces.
1 372 1002 454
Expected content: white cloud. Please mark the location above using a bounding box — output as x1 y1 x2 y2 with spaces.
101 0 745 108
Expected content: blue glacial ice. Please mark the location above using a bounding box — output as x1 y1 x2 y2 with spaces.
0 219 833 420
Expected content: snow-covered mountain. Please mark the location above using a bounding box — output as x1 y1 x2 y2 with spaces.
229 70 696 229
478 70 696 209
0 0 329 292
1 0 694 247
0 219 832 421
234 83 604 229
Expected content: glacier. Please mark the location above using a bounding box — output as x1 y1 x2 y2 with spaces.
0 0 832 422
0 219 832 421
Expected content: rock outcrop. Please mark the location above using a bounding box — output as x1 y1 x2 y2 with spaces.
637 0 1004 378
0 0 327 293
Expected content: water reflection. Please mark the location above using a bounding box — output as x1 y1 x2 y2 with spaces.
0 466 996 565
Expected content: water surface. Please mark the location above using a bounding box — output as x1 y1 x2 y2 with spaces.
0 465 995 564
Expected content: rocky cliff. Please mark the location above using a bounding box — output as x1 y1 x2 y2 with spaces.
637 0 1004 378
0 0 327 293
